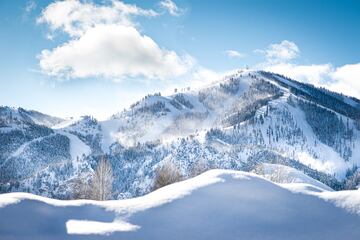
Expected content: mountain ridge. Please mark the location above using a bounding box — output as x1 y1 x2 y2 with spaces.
1 69 360 199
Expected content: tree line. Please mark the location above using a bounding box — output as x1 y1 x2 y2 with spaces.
72 158 209 200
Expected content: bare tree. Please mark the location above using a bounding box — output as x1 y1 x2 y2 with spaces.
91 158 114 201
153 161 183 190
190 159 209 178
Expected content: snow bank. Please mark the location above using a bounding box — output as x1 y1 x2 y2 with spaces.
66 219 139 235
1 170 360 240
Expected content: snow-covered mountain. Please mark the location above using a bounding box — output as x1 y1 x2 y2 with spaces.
0 106 64 127
1 170 360 239
1 70 360 198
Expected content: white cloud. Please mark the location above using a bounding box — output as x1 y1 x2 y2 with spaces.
256 40 300 63
330 63 360 98
38 24 193 80
37 0 158 37
37 0 193 80
265 63 332 84
159 0 184 16
255 40 360 99
265 62 360 99
225 50 246 59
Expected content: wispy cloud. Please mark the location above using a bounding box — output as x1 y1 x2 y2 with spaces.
22 0 37 21
224 50 246 59
159 0 185 16
25 0 37 13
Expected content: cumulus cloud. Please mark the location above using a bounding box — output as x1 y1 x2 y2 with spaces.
37 0 158 37
225 50 246 59
256 40 300 63
38 24 193 79
159 0 184 16
37 0 192 80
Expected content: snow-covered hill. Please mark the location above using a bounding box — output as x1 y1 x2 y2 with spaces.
1 170 360 240
1 69 360 198
0 106 64 127
252 163 334 191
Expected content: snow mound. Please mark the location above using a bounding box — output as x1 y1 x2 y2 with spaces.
1 169 360 239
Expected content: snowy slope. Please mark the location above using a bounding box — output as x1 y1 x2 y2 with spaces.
97 71 253 148
0 106 64 127
254 163 333 191
57 131 91 171
1 170 360 240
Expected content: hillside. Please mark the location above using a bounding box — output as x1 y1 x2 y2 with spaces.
1 170 360 240
252 163 334 191
1 70 360 198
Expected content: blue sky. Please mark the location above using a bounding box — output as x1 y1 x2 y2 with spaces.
0 0 359 119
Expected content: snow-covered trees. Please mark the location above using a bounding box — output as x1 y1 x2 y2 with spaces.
90 159 114 200
170 94 194 110
70 159 113 200
253 163 290 183
0 134 70 183
299 99 354 160
190 159 209 178
72 176 90 199
135 101 170 116
344 167 360 190
220 79 282 128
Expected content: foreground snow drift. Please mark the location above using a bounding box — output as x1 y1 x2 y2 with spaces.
1 170 360 240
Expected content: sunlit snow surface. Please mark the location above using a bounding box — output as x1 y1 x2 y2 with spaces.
1 169 360 240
